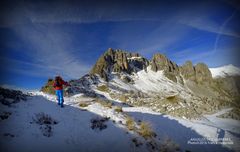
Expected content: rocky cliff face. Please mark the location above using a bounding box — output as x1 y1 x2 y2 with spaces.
90 48 149 81
195 63 212 83
90 48 213 84
0 87 28 106
151 53 179 74
150 53 182 83
41 78 55 94
179 61 196 81
180 61 212 84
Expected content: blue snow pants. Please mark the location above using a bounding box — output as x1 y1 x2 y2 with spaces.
56 90 64 106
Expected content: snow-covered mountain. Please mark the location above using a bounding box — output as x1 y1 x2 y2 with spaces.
210 64 240 78
1 48 240 152
56 48 239 119
0 87 239 152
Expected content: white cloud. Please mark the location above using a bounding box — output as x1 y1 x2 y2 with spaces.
107 20 191 58
0 0 162 27
177 5 240 38
1 0 238 40
213 10 239 53
179 17 239 38
1 0 239 76
171 41 239 67
6 23 91 79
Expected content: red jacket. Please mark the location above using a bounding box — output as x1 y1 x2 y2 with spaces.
53 79 69 90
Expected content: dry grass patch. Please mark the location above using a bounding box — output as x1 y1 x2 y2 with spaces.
96 98 113 108
166 95 178 104
109 93 116 99
138 121 156 139
119 95 129 102
126 116 136 131
97 85 109 92
79 102 89 107
160 137 180 152
114 106 123 113
90 117 109 131
132 137 143 147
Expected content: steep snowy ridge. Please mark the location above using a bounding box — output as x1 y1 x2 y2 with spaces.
210 64 240 78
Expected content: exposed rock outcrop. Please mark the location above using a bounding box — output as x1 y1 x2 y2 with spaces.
151 53 179 74
212 76 240 98
180 61 212 84
179 61 196 81
195 63 212 83
90 48 149 81
0 87 28 106
151 53 181 83
41 78 55 94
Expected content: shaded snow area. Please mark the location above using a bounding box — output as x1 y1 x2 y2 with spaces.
0 90 239 152
210 64 240 78
0 92 134 152
123 107 240 152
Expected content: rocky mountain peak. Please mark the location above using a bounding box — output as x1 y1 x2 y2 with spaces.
180 61 212 84
151 53 167 72
151 53 179 73
151 53 181 83
195 63 212 83
179 61 196 81
90 48 149 81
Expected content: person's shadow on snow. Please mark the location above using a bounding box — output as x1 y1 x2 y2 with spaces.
217 128 225 139
125 111 234 152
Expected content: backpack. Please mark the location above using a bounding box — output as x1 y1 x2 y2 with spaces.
55 77 62 87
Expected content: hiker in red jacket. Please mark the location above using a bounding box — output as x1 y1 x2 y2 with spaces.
53 76 70 107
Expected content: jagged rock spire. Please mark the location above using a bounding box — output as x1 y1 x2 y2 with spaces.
150 53 181 83
180 61 212 84
90 48 149 81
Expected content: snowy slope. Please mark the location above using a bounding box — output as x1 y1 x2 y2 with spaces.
0 92 138 152
108 66 192 99
132 67 191 97
210 64 240 78
1 90 239 152
123 107 240 152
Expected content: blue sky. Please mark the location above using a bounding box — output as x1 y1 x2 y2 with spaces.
0 0 239 89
